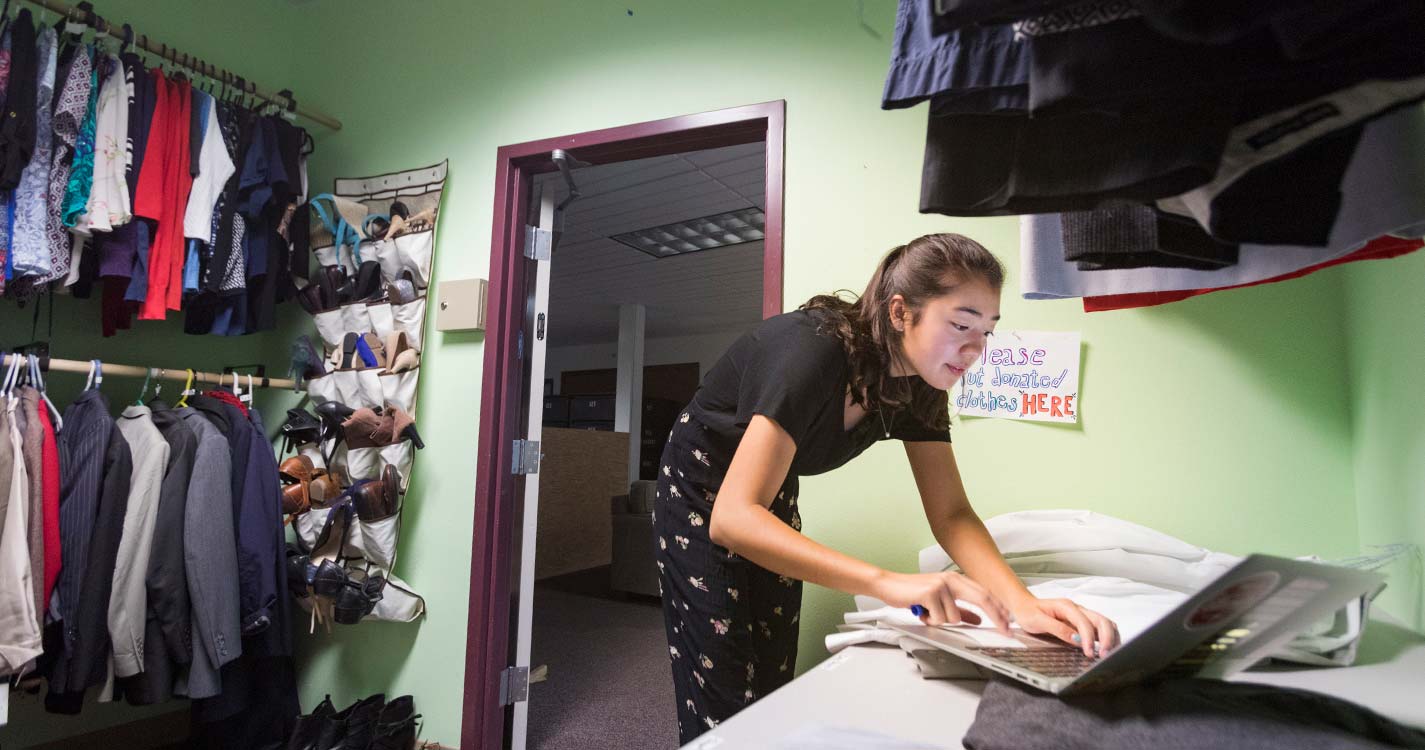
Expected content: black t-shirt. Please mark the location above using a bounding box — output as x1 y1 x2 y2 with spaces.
689 309 950 477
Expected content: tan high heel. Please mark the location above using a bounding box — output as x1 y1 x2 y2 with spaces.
384 331 420 373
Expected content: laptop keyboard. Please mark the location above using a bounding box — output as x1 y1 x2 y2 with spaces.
972 647 1098 678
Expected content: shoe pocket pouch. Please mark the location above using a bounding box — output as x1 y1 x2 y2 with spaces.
391 297 427 347
370 572 425 623
295 506 332 552
313 309 347 349
375 230 434 288
380 442 414 481
380 369 419 413
346 447 383 482
305 372 339 405
352 514 400 570
331 369 384 410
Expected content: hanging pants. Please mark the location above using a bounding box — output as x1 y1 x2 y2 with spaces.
654 410 804 745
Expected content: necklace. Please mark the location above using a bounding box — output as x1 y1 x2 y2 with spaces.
877 408 890 439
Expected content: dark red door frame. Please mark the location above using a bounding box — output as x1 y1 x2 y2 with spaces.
461 101 786 749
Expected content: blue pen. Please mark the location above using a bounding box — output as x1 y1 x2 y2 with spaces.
910 604 927 618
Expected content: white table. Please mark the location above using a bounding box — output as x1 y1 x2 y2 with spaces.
690 615 1425 749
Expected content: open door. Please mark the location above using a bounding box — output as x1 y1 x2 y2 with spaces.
462 101 785 750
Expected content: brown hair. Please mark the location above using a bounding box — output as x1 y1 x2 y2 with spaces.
800 233 1005 412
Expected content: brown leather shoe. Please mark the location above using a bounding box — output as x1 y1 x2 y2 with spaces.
343 407 385 449
279 455 317 484
354 466 401 522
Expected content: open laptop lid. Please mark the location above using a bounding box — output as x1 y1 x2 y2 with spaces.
1068 554 1384 693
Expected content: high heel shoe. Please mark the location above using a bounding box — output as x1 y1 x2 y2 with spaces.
316 401 356 462
384 331 419 373
378 403 424 449
341 407 385 450
281 407 322 455
332 570 385 625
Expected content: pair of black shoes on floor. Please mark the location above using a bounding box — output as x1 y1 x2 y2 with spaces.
287 693 419 750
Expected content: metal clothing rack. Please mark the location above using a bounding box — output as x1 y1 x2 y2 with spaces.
15 0 343 131
0 352 296 390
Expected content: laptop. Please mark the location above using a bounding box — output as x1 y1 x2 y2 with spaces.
888 554 1384 694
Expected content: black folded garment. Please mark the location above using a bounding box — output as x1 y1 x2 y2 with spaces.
1062 205 1239 271
964 676 1425 750
920 97 1236 217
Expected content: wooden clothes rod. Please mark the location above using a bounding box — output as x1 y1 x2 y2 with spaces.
17 0 342 130
0 353 296 390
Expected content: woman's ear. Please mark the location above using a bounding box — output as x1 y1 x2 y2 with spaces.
888 295 907 332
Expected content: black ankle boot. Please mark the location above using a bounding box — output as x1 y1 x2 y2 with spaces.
368 695 419 750
315 693 386 750
287 695 336 750
331 693 387 750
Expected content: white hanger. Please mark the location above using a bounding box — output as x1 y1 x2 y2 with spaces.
29 354 63 432
1 353 19 397
153 369 164 400
84 359 103 391
241 373 254 404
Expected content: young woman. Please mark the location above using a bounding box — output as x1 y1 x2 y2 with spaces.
653 233 1120 742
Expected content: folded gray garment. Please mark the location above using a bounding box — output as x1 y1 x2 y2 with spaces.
964 676 1425 750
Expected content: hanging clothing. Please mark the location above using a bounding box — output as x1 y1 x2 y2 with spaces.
86 53 131 233
881 1 1027 114
183 93 235 285
43 44 92 285
135 75 194 320
120 53 157 305
1062 205 1238 272
37 402 61 617
47 389 111 664
108 405 170 681
176 405 242 700
0 9 37 191
61 48 102 233
0 29 10 299
1083 235 1425 312
0 394 41 676
46 415 132 714
9 27 57 280
112 401 196 706
1018 104 1425 300
17 388 46 631
0 391 11 545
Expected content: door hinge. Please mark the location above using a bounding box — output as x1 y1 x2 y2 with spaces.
499 665 530 705
523 226 552 261
512 440 542 475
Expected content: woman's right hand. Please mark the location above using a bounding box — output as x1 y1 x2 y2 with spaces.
871 570 1013 634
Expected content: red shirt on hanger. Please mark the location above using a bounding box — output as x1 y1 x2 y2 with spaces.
37 404 61 612
135 74 194 320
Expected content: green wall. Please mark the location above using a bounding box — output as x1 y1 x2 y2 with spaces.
1 1 1418 746
1344 252 1425 631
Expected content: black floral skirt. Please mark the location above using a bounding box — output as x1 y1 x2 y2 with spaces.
654 408 803 744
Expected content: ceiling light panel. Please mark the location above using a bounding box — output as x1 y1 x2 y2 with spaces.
611 207 765 258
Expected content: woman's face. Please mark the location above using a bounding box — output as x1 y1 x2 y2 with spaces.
890 279 1001 391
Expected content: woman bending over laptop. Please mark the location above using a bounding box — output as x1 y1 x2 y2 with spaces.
655 233 1121 743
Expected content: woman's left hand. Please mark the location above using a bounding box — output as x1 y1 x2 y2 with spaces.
1011 598 1120 658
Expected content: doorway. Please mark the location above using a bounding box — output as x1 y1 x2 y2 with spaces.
461 102 786 750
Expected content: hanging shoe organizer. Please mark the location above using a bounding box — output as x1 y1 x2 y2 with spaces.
294 160 448 625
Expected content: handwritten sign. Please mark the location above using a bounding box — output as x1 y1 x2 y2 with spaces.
950 331 1081 423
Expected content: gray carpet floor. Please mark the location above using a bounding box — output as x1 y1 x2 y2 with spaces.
529 567 680 749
